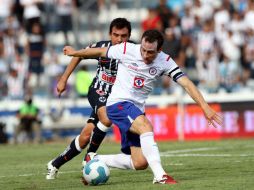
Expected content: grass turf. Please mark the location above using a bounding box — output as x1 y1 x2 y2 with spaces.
0 139 253 190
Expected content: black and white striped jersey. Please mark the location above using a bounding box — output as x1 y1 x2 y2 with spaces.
85 40 119 96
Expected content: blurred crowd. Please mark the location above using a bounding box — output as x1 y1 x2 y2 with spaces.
142 0 254 94
0 0 86 100
0 0 254 101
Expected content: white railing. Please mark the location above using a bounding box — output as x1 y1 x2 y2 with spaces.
1 91 254 111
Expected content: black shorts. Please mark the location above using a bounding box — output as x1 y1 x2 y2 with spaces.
87 87 109 125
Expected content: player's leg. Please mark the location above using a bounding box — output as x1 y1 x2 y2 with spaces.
83 89 112 162
48 110 97 168
46 118 95 179
48 123 94 166
106 101 176 184
95 132 148 170
130 115 165 176
130 146 148 170
97 153 135 170
86 106 112 154
94 102 147 170
78 120 96 149
107 131 148 170
46 133 83 179
91 146 147 170
130 115 177 184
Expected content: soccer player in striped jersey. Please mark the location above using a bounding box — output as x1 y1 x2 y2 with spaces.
63 29 223 185
46 18 132 180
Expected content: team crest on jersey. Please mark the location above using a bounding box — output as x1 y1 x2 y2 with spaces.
149 67 157 75
99 96 106 102
133 77 145 88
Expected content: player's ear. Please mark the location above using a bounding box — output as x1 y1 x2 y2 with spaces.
158 47 162 53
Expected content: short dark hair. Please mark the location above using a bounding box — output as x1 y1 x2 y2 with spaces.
141 30 164 50
109 18 131 36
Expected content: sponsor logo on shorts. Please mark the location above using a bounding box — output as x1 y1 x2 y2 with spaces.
99 96 106 102
118 104 123 110
149 67 157 75
133 77 145 88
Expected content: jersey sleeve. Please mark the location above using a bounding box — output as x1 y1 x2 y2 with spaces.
164 58 185 82
106 42 126 60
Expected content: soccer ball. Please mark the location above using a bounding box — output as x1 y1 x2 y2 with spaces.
83 159 110 185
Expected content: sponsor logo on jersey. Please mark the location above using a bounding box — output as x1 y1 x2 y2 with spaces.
104 68 117 74
128 62 139 71
101 72 116 84
100 59 110 63
128 65 139 71
99 96 106 102
133 77 145 88
131 62 138 67
149 67 157 75
96 89 106 96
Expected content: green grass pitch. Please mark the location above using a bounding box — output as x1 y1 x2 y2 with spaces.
0 139 253 190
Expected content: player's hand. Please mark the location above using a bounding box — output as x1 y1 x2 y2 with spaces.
203 106 223 128
56 78 67 97
63 46 76 56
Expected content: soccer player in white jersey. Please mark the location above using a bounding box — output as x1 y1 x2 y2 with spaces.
63 29 223 185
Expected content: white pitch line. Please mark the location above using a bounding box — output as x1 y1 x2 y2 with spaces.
0 170 80 179
0 168 117 179
160 147 219 155
160 146 253 158
164 163 183 166
162 153 254 157
18 174 34 177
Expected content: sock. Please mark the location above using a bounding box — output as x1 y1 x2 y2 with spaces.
86 122 109 154
52 135 82 169
140 132 166 180
97 154 135 170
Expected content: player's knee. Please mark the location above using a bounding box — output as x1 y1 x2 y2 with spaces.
132 159 148 170
99 118 112 127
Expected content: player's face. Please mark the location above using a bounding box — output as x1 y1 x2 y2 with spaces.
110 27 130 45
140 38 160 64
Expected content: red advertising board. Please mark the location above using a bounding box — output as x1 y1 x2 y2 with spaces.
113 102 254 141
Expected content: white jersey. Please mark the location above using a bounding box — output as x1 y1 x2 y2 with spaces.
106 42 185 111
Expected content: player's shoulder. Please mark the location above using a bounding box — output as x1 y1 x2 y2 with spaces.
127 40 136 44
90 40 111 48
155 51 176 67
125 41 138 49
158 51 172 62
122 41 138 55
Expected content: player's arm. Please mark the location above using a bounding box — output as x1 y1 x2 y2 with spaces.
63 46 108 58
57 57 82 96
176 76 223 128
